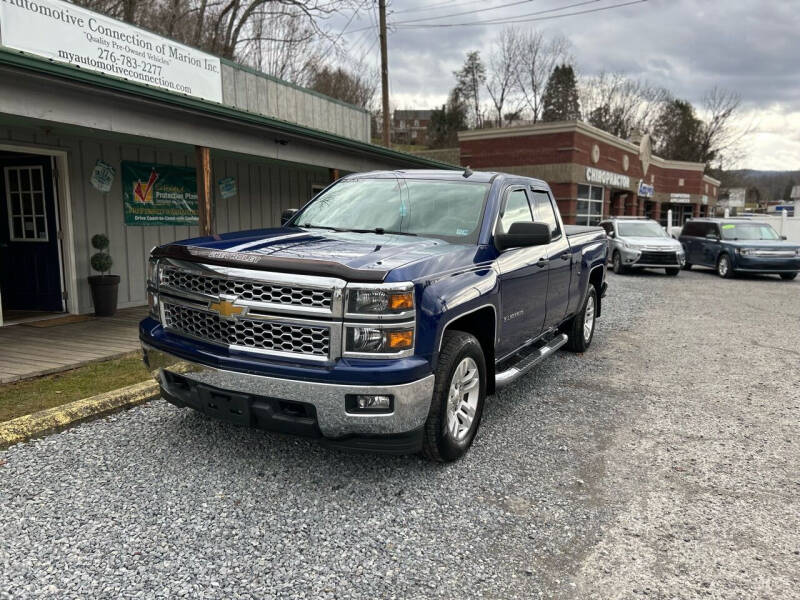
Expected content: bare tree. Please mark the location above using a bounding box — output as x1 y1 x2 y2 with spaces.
579 72 669 139
697 87 752 170
513 28 570 123
308 63 378 110
485 27 522 128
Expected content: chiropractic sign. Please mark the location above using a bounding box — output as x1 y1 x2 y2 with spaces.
0 0 222 102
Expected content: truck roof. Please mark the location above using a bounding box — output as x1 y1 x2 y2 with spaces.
343 169 547 187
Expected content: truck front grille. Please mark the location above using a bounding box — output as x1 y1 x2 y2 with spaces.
163 302 330 357
637 251 678 265
161 267 332 309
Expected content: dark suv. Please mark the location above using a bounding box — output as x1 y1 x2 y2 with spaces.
679 218 800 280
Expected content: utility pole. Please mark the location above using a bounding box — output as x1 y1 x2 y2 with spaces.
379 0 390 147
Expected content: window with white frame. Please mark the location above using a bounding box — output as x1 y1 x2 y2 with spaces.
5 166 48 241
576 184 604 225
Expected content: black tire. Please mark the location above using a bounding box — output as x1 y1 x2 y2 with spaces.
422 331 487 463
612 250 625 274
564 286 597 353
683 262 692 270
780 272 798 281
717 253 734 278
665 267 680 276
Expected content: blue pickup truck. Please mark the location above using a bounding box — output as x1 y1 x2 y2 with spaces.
140 170 608 461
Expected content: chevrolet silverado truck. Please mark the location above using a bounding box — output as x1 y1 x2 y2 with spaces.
140 169 608 462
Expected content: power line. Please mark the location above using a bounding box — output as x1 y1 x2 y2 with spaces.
394 0 599 26
389 0 535 24
323 0 371 56
392 0 648 28
390 0 514 15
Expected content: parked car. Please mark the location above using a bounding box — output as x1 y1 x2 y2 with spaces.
599 217 685 276
679 218 800 280
140 169 608 462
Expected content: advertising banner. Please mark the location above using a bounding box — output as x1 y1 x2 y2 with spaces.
122 161 198 226
0 0 222 102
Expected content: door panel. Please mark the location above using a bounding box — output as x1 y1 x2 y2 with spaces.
0 154 63 312
531 190 572 329
496 187 548 356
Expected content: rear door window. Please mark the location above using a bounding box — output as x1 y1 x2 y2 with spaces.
499 188 533 233
530 190 561 238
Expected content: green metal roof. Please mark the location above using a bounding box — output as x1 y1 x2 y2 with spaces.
0 48 458 171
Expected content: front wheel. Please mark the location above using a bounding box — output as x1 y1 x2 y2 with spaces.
612 251 625 274
422 331 486 462
564 286 597 353
780 272 798 281
717 253 734 278
665 267 680 276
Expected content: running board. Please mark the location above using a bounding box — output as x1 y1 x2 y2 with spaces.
495 333 568 389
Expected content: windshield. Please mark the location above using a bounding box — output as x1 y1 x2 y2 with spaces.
617 221 668 238
720 223 780 240
291 178 490 243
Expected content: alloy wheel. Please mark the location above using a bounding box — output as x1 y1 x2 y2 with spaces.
446 357 480 441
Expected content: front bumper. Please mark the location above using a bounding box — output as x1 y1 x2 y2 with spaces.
142 343 435 444
732 255 800 273
619 246 684 268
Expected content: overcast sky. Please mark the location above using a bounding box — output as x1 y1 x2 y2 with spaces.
332 0 800 171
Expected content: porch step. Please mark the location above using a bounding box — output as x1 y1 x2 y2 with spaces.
495 333 568 389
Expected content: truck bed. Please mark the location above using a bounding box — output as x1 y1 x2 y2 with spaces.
565 225 605 238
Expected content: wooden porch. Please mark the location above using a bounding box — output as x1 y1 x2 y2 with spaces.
0 307 147 384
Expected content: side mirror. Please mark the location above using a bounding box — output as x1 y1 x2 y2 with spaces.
608 231 615 238
780 235 787 240
281 208 298 226
495 222 551 251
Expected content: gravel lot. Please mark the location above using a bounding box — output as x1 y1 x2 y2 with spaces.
1 268 798 599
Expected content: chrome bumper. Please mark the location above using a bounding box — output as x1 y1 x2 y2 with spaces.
141 343 434 438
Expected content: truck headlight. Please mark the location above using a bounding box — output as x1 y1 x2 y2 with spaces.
346 285 414 315
345 326 414 355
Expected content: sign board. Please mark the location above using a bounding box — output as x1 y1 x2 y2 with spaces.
637 181 655 198
701 195 708 205
90 159 115 192
122 161 198 226
585 167 630 189
670 193 691 204
0 0 222 103
218 176 237 200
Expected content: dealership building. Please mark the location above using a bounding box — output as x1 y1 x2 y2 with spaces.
0 0 450 326
459 121 720 227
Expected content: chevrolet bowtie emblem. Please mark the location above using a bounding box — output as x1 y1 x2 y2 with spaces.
209 299 245 319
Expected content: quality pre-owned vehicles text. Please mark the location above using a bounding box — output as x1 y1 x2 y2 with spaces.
140 169 608 461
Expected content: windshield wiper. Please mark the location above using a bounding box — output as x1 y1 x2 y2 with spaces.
300 223 346 232
347 227 418 236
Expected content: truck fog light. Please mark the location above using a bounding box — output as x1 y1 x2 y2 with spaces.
346 394 393 413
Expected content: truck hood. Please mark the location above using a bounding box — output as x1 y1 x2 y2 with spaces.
154 227 470 282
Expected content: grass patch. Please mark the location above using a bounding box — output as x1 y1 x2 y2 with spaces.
0 352 151 423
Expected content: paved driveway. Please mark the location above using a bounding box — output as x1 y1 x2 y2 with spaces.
1 270 798 599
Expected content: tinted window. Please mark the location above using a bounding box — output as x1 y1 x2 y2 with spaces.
500 189 532 233
530 190 560 237
702 223 720 237
682 222 700 237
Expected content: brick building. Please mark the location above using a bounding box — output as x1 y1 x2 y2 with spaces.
393 110 432 146
459 121 720 226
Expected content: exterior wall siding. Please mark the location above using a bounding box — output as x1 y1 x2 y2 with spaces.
218 62 370 143
0 125 329 315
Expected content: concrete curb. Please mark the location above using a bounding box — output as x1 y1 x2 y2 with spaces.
0 379 161 450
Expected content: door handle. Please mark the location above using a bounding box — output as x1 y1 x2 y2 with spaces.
559 253 570 260
536 257 549 268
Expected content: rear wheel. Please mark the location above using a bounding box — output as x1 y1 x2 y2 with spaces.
780 272 798 281
564 286 597 353
717 253 734 278
612 251 625 274
422 331 486 462
665 267 680 276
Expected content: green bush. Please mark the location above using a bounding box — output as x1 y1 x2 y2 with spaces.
90 234 113 275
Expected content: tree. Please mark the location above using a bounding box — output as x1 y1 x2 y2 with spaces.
541 64 580 122
454 51 486 128
696 87 750 170
580 72 668 138
308 65 377 110
652 99 705 163
485 28 521 128
514 29 570 123
427 89 469 149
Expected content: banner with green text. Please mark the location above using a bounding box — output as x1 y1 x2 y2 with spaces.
122 161 198 226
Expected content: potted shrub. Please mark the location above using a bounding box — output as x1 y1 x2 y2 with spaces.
88 234 120 317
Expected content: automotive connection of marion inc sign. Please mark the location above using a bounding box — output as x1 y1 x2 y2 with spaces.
0 0 222 103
